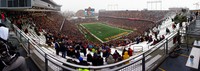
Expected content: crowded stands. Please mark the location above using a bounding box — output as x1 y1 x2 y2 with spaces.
5 10 176 66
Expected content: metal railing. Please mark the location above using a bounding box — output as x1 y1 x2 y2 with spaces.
59 18 66 31
13 23 179 71
111 31 178 71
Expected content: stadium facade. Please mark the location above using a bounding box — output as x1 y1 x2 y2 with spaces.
0 0 61 11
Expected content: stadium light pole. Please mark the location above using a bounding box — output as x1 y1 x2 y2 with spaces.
147 0 162 10
107 4 110 10
193 2 199 9
107 4 118 10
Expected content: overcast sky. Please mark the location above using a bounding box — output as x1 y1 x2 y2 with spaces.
53 0 199 12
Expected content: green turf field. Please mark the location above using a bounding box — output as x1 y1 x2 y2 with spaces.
81 22 132 42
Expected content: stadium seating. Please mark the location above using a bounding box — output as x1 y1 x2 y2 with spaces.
10 10 176 67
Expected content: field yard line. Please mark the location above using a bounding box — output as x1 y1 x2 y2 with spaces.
81 23 133 43
100 22 133 32
98 23 133 42
103 31 133 43
80 24 104 43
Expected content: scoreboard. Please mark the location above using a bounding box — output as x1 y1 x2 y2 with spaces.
85 7 95 17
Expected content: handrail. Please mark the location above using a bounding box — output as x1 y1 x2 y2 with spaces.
109 55 143 71
110 31 178 71
13 24 78 70
60 18 66 31
42 32 177 69
14 22 146 69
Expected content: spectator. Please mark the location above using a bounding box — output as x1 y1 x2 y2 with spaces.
1 12 5 23
67 46 75 57
106 55 115 64
153 27 158 40
136 37 140 44
78 57 90 66
97 56 104 66
86 53 93 62
151 39 158 45
160 35 165 40
24 28 28 34
145 35 149 41
148 35 153 43
92 53 98 66
75 50 80 58
179 22 183 29
128 48 133 56
54 41 60 55
60 41 67 58
112 50 120 61
140 36 144 42
82 44 87 57
122 48 127 55
102 46 107 57
123 51 130 64
172 23 176 29
166 28 170 35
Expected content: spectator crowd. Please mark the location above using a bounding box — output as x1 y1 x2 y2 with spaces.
6 10 175 66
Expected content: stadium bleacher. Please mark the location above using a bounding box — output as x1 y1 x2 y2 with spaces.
16 11 179 67
1 1 192 70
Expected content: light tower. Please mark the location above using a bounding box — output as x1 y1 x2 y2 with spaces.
107 4 118 10
193 2 199 9
147 0 162 10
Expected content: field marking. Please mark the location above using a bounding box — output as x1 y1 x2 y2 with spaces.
178 53 189 58
158 67 166 71
99 23 133 43
80 24 104 43
98 22 133 32
80 23 133 43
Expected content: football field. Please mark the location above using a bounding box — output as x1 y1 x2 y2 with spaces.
80 22 132 42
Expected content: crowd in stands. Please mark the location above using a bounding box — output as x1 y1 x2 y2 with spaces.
33 12 64 34
99 10 169 22
53 33 134 66
42 10 174 66
8 12 35 33
6 10 175 66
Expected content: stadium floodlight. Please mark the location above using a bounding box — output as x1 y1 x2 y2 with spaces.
147 0 162 10
193 2 199 9
107 4 118 10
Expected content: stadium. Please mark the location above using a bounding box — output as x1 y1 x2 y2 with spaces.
0 0 200 71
